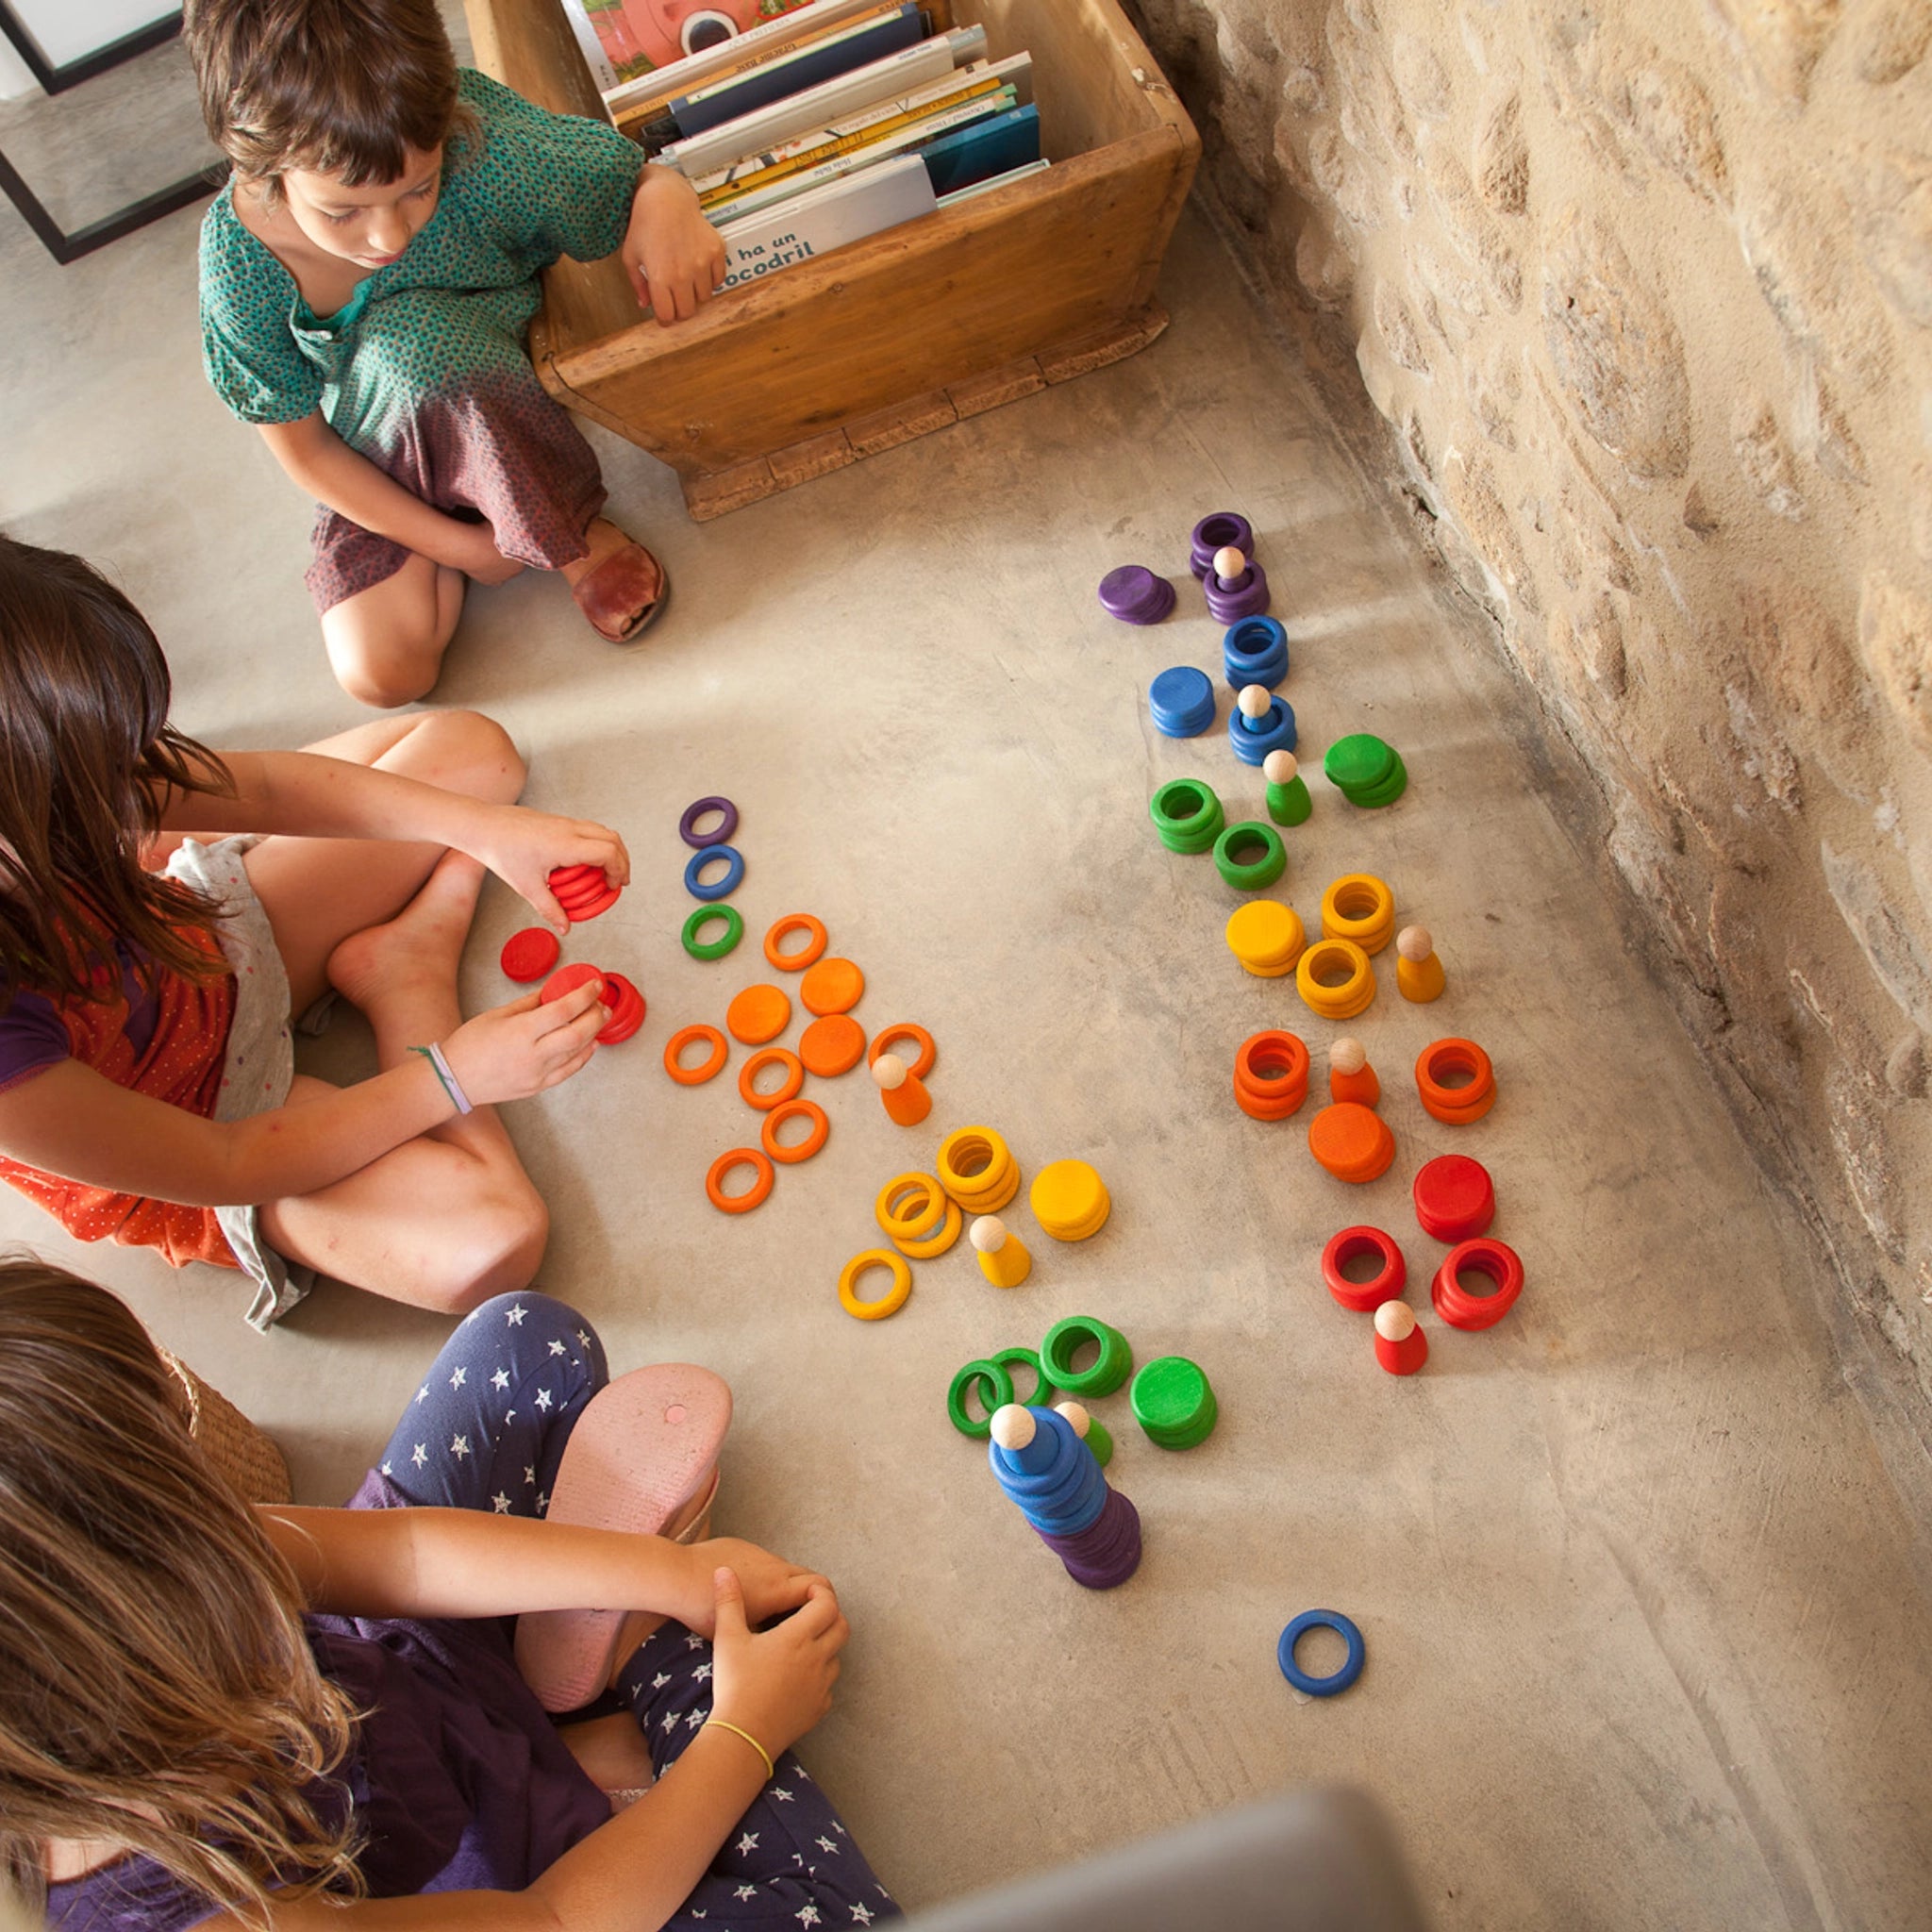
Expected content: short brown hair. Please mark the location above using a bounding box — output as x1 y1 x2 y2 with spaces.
183 0 461 190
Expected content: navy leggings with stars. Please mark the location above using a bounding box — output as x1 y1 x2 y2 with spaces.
367 1292 901 1929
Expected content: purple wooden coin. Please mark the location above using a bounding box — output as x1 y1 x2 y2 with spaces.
1041 1489 1142 1589
1099 565 1177 625
1190 510 1254 578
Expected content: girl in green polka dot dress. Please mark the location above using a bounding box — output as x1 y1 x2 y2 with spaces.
187 0 727 708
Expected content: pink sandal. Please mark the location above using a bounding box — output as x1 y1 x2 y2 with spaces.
513 1363 731 1712
571 535 670 644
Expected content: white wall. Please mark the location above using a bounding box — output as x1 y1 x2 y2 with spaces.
5 0 175 68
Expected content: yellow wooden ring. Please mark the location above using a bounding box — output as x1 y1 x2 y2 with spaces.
936 1126 1018 1211
1320 874 1396 954
875 1171 945 1241
894 1197 963 1258
1296 939 1376 1019
839 1248 912 1321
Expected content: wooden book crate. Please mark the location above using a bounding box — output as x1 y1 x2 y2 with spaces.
463 0 1199 518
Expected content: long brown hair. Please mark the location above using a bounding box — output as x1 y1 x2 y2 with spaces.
0 534 235 1007
0 1257 363 1922
184 0 465 194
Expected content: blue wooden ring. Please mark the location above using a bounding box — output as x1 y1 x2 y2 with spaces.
684 843 745 902
1277 1610 1364 1696
679 795 740 848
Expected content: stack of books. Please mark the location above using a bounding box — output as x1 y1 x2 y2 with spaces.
562 0 1048 291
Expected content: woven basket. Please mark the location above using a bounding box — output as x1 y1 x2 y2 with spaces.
159 1348 292 1506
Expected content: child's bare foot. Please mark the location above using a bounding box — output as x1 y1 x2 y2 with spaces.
326 850 486 1014
561 517 668 644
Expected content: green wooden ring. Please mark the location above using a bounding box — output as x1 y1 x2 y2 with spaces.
946 1357 1015 1438
682 904 744 961
1040 1316 1133 1398
1150 778 1224 844
1213 820 1287 891
989 1345 1059 1411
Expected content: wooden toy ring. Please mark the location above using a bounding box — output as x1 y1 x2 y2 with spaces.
946 1357 1016 1438
1277 1609 1365 1697
1321 1226 1407 1311
1213 821 1287 892
1432 1238 1524 1330
1149 777 1222 841
869 1024 936 1080
707 1148 774 1215
738 1047 805 1111
989 1344 1058 1409
664 1024 728 1086
1296 940 1375 1015
1321 874 1395 949
839 1249 911 1321
937 1125 1010 1194
1236 1029 1309 1095
760 1097 828 1164
682 904 743 961
1040 1316 1133 1398
684 843 745 902
679 794 739 848
876 1172 946 1241
895 1198 963 1259
763 912 827 971
1415 1038 1495 1115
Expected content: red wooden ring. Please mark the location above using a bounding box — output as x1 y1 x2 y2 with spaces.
761 1097 829 1164
738 1047 805 1111
707 1148 774 1215
1412 1155 1495 1242
1321 1226 1407 1311
1432 1239 1524 1330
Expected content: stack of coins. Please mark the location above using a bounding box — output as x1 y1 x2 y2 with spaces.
1223 614 1289 690
1040 1315 1134 1398
937 1125 1022 1215
1212 821 1287 891
1295 938 1377 1020
1149 778 1225 854
1148 665 1217 738
1324 733 1408 808
1233 1030 1310 1121
1098 563 1176 624
1307 1101 1397 1183
1415 1038 1497 1124
1029 1159 1111 1241
549 862 620 923
988 1405 1141 1590
1129 1355 1219 1448
1320 874 1396 954
1224 901 1307 976
541 962 645 1045
1412 1154 1495 1240
874 1172 962 1257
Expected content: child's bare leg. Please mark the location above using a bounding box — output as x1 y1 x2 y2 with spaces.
258 853 548 1311
244 708 526 1018
322 552 468 708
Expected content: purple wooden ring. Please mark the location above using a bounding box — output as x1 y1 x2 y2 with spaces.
1206 558 1272 624
678 795 739 849
1098 565 1177 625
1190 510 1255 578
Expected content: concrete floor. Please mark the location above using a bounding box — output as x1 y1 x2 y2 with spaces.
5 158 1932 1931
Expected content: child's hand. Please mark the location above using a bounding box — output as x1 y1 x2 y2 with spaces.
623 166 728 325
680 1538 827 1632
446 516 525 586
708 1567 847 1761
470 805 631 934
438 982 608 1106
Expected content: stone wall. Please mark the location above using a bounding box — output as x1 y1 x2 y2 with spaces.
1128 0 1932 1435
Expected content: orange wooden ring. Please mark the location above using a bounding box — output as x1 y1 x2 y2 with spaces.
799 1012 866 1076
1415 1038 1495 1120
706 1147 774 1214
1235 1029 1309 1098
801 956 865 1015
738 1046 805 1111
725 983 791 1045
869 1024 935 1080
763 913 827 972
664 1024 728 1086
761 1097 829 1164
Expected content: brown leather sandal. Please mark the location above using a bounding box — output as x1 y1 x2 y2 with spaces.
571 535 670 643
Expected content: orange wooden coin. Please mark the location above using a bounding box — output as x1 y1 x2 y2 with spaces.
725 983 791 1044
1307 1102 1395 1182
799 1012 866 1077
800 957 865 1016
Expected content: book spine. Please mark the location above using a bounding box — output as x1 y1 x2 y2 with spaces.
557 0 623 93
605 0 885 115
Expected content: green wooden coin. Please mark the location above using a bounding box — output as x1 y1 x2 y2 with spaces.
1130 1355 1218 1448
1324 734 1396 791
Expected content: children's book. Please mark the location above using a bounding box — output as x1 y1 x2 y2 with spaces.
705 85 1017 225
694 71 1014 206
559 0 822 90
665 2 927 139
913 101 1041 197
657 25 990 178
935 157 1051 206
597 0 892 116
717 153 937 290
